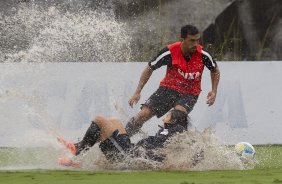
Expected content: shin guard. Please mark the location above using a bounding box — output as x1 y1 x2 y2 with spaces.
74 122 101 155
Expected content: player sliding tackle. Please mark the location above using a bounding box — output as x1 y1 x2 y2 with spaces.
57 109 203 167
57 24 218 167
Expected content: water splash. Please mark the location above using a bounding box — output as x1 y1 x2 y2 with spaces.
0 126 257 171
65 128 249 171
0 2 132 170
0 88 61 146
0 3 131 63
162 129 246 170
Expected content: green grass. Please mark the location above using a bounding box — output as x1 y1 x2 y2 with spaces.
1 145 282 184
1 169 282 184
254 145 282 169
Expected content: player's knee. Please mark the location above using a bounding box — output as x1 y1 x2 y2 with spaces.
93 115 106 122
108 117 119 122
170 109 189 129
108 117 126 133
138 106 154 121
174 105 188 114
93 115 107 127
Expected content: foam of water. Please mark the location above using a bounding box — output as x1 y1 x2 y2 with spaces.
0 88 60 143
57 128 251 171
162 129 247 171
0 122 255 171
0 3 131 63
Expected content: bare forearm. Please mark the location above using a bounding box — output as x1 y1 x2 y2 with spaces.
210 67 220 92
134 65 153 94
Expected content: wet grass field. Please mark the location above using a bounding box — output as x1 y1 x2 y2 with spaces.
0 145 282 184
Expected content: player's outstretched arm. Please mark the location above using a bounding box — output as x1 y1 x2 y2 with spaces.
128 65 153 108
207 66 220 106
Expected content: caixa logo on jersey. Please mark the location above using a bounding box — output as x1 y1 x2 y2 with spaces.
178 68 201 80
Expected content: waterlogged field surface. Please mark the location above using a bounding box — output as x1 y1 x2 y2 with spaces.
0 145 282 184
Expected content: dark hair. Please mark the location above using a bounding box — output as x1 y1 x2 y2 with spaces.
181 25 199 39
170 109 189 129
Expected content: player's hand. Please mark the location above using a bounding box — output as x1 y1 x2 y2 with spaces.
207 91 216 106
128 93 141 108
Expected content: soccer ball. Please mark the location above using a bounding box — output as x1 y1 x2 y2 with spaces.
235 142 255 161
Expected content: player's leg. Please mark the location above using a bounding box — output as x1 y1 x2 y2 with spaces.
74 116 127 154
57 120 101 167
57 116 127 167
57 119 102 155
175 94 198 114
96 116 127 141
125 106 154 136
58 115 123 156
174 94 198 129
125 86 179 136
99 119 132 162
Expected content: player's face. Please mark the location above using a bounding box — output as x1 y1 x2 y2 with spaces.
163 112 172 124
183 33 200 53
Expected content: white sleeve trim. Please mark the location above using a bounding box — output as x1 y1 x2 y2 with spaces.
150 50 171 65
202 50 216 67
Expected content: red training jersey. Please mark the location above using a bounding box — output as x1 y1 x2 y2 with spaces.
159 42 204 96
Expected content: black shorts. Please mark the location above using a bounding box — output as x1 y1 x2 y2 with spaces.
142 86 198 118
135 136 166 150
99 130 132 162
133 122 187 162
100 130 165 162
99 127 186 163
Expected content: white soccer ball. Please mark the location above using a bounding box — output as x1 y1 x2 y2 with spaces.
235 142 255 162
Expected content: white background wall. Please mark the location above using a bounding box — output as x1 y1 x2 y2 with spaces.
0 62 281 147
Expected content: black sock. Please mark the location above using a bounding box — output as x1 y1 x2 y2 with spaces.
125 117 142 137
74 121 101 155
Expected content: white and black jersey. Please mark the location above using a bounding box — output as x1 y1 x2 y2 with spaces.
148 47 217 72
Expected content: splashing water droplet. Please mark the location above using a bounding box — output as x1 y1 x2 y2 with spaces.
1 3 132 63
